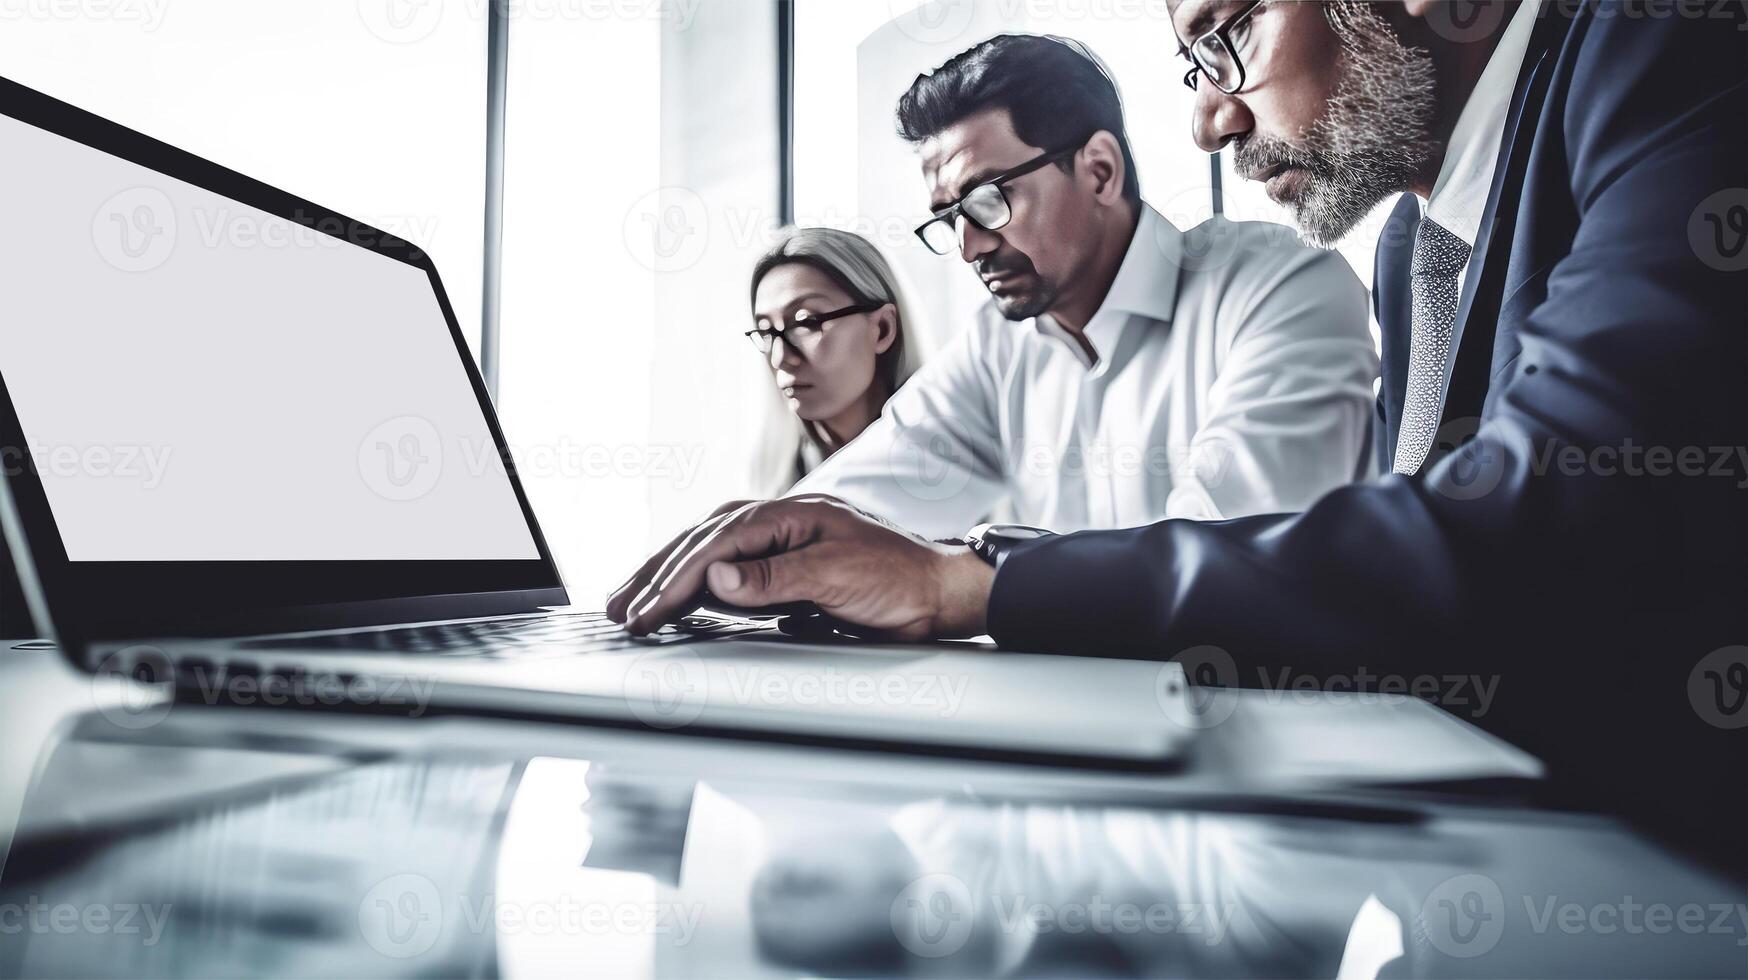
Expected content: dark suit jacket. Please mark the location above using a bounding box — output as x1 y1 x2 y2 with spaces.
0 531 31 639
989 2 1748 872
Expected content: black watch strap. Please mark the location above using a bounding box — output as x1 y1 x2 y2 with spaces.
963 523 1055 570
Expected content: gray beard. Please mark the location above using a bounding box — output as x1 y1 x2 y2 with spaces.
1236 2 1441 248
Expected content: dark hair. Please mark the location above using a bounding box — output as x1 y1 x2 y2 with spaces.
895 34 1140 202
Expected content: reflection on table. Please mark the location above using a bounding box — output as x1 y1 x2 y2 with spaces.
2 720 1743 979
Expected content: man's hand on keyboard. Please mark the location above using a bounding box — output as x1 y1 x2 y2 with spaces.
605 496 994 642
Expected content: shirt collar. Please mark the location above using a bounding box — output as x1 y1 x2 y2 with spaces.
1422 0 1542 247
1097 203 1183 324
1035 203 1183 366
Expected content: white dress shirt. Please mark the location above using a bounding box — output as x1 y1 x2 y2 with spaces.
1421 0 1544 294
790 204 1378 539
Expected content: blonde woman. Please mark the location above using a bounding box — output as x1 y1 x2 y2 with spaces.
747 228 926 496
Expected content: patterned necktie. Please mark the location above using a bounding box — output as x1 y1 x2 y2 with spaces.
1392 217 1473 475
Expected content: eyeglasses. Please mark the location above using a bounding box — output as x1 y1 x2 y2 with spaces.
744 302 882 356
913 142 1086 256
1181 0 1266 95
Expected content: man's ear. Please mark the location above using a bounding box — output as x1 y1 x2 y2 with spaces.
1080 131 1127 206
872 303 898 356
1399 0 1436 16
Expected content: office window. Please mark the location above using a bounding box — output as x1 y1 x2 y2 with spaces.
498 3 780 601
0 1 489 355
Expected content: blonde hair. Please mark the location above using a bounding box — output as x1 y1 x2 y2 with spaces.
749 228 927 496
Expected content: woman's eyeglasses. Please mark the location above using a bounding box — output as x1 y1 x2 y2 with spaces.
913 141 1087 256
1181 0 1266 96
744 302 882 355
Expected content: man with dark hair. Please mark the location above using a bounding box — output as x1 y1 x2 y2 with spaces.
777 33 1378 538
895 34 1142 207
608 4 1746 872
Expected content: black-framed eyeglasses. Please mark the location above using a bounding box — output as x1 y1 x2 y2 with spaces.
913 141 1087 256
744 302 882 355
1181 0 1266 95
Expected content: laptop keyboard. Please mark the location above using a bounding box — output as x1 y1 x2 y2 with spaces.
235 611 767 659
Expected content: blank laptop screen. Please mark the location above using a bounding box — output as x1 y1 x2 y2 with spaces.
0 112 540 562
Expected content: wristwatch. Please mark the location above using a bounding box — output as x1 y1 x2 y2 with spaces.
959 523 1055 570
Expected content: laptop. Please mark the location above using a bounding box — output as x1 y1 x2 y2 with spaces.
0 76 1195 764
